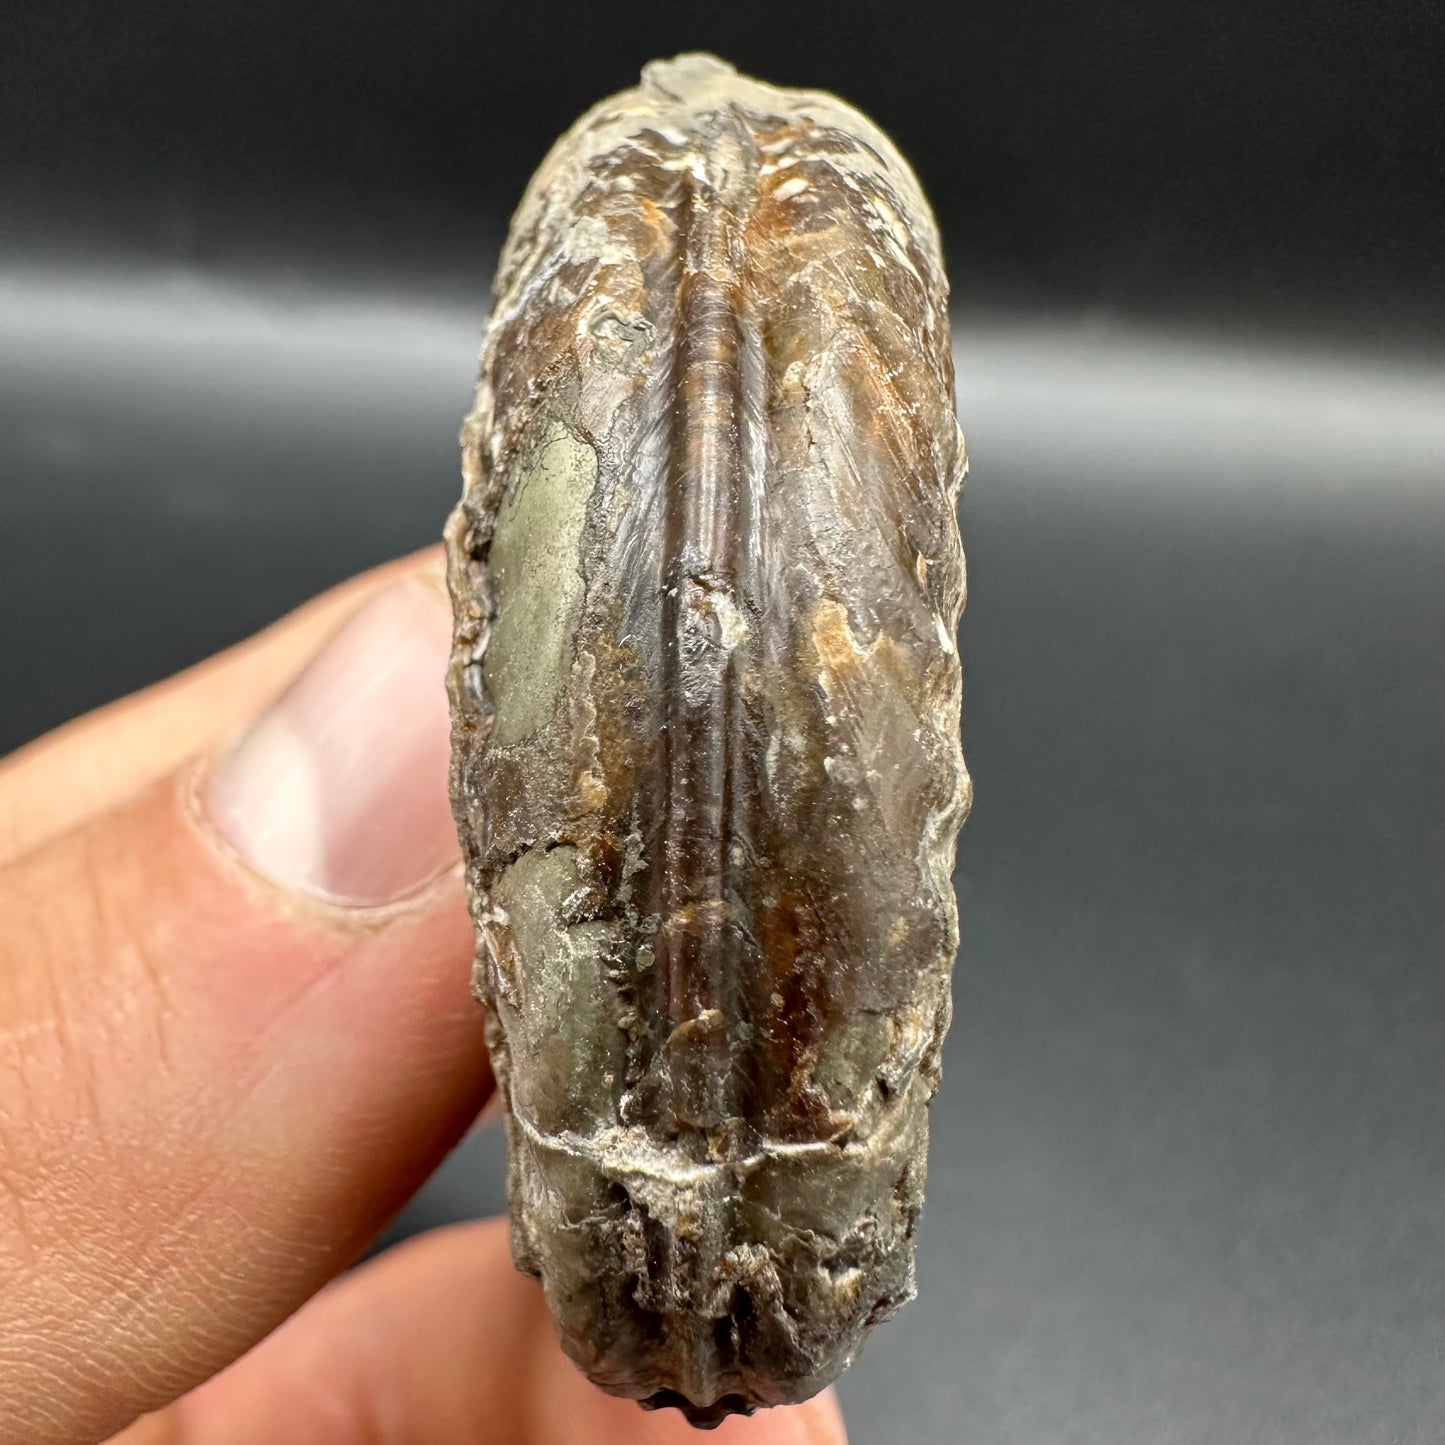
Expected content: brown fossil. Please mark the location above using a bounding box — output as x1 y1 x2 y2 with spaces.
444 53 970 1426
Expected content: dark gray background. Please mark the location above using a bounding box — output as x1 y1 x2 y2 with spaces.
3 3 1442 1442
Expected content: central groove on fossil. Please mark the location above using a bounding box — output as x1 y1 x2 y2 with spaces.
653 112 761 1137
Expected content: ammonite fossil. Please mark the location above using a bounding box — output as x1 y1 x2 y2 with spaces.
444 53 970 1426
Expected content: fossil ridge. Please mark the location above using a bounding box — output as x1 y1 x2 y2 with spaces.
444 53 970 1426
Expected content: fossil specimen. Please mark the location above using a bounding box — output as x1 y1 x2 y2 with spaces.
444 53 970 1426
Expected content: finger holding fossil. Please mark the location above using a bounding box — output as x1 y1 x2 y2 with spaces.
445 52 970 1427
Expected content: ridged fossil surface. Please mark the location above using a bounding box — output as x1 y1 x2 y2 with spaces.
444 53 969 1426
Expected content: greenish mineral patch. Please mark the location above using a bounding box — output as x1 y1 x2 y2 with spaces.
491 844 625 1134
484 422 598 747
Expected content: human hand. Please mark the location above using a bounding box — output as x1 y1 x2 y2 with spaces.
0 552 846 1445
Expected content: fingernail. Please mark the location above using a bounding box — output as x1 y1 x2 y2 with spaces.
205 574 458 906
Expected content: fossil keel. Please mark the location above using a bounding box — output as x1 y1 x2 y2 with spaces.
444 53 970 1426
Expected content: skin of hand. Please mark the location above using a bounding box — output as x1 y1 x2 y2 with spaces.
0 550 847 1445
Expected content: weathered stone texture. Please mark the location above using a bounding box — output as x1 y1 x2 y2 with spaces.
445 53 970 1426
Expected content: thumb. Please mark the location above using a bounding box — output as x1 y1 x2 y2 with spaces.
0 568 490 1445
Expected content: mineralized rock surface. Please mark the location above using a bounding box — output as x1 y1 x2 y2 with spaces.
444 53 970 1425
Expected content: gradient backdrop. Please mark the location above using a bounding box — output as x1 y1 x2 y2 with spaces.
3 4 1443 1442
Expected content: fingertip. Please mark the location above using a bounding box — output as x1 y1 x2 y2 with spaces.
708 1388 848 1445
202 572 458 908
532 1315 849 1445
803 1388 849 1445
